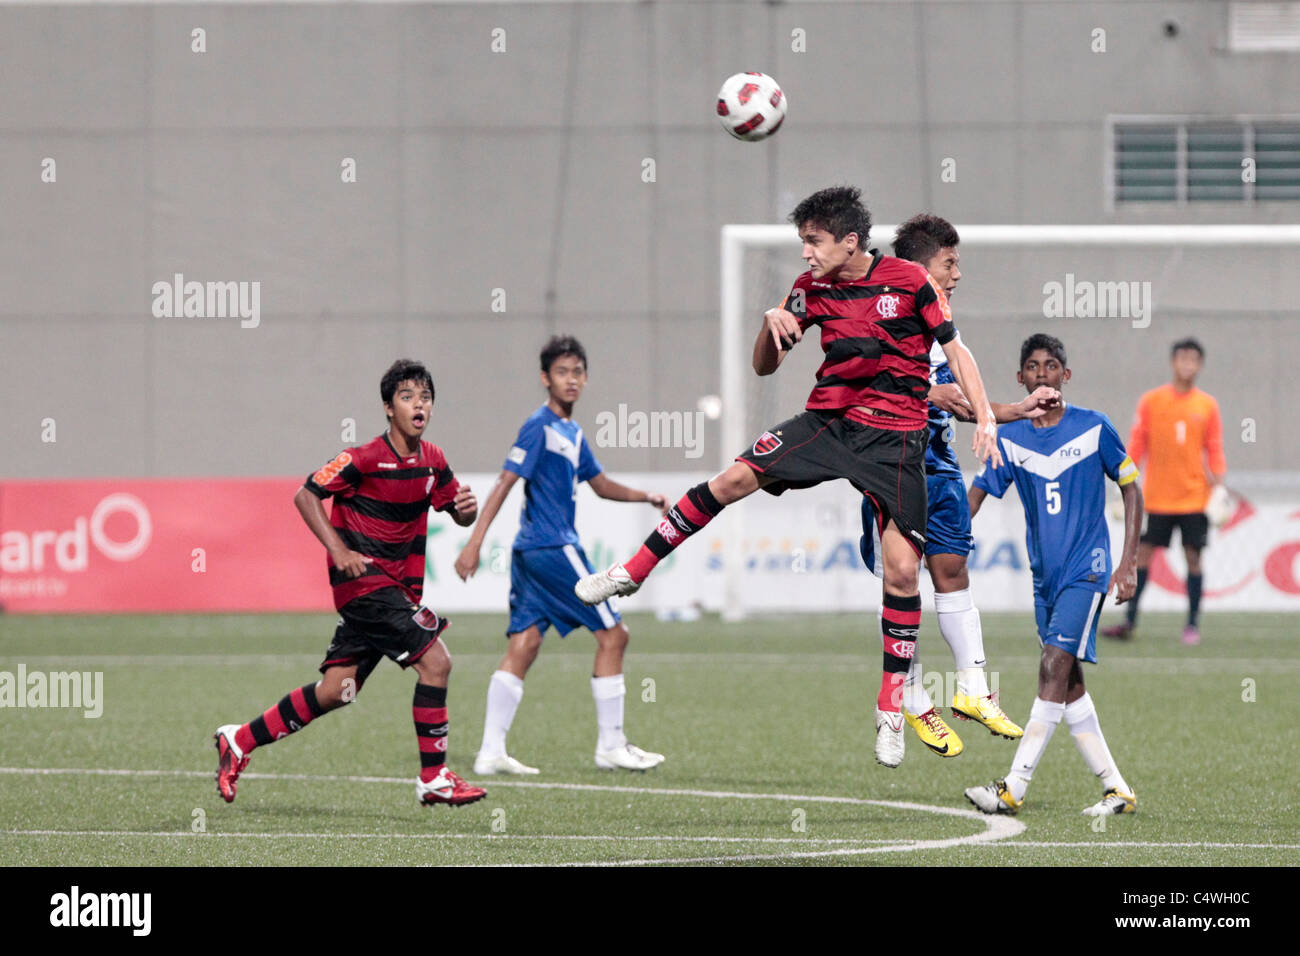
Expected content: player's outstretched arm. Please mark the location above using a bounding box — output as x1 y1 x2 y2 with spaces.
454 470 516 580
293 486 371 578
992 385 1062 423
1110 480 1144 604
940 335 1001 468
753 306 800 376
588 473 669 513
967 484 988 519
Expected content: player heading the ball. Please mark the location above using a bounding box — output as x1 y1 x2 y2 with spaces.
575 185 1003 770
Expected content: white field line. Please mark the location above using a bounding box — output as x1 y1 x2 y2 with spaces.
998 840 1300 849
0 765 1021 859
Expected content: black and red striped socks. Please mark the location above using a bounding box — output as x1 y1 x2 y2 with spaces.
878 593 921 713
413 683 449 783
624 482 725 582
234 683 326 754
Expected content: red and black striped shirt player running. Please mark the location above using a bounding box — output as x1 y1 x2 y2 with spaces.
213 359 487 807
575 186 1004 769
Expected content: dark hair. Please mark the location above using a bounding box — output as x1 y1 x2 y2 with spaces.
788 185 872 248
381 359 435 410
540 334 587 374
1171 337 1204 359
1020 333 1067 369
892 213 960 265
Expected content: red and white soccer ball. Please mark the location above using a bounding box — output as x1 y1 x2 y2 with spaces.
715 72 787 142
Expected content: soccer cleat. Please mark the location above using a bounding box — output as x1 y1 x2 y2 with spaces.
1101 623 1134 640
874 708 905 768
951 692 1024 739
417 767 487 807
1082 787 1137 817
903 707 964 757
964 779 1023 815
575 563 640 605
594 743 664 771
473 752 540 776
1182 625 1200 646
213 724 250 804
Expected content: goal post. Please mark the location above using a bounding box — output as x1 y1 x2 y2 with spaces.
718 223 1300 621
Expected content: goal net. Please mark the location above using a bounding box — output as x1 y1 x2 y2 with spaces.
716 223 1300 620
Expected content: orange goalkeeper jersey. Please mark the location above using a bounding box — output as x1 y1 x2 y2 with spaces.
1127 384 1226 514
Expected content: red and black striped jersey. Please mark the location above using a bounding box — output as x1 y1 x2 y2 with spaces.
303 433 460 611
786 253 958 430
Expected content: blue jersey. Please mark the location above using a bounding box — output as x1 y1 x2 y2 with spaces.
504 405 603 551
973 404 1139 604
925 341 962 478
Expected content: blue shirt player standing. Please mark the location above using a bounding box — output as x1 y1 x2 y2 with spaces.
858 215 1061 762
963 333 1145 818
455 336 669 775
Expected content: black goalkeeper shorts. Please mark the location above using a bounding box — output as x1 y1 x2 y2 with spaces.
736 409 928 555
320 586 449 685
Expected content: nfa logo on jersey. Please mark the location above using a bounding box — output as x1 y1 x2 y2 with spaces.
876 294 900 318
752 432 783 456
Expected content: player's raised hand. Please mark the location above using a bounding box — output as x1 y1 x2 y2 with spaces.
1019 385 1062 420
972 421 1003 469
331 549 372 579
764 307 802 351
1109 556 1138 604
454 544 480 582
646 492 670 514
929 383 975 422
453 485 477 521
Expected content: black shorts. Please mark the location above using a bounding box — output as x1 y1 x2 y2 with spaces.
1141 512 1209 550
737 409 928 554
320 586 449 685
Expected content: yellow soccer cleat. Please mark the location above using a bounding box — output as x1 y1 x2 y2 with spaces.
951 692 1024 739
903 707 964 757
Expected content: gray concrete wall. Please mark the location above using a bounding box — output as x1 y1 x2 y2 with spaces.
2 1 1296 479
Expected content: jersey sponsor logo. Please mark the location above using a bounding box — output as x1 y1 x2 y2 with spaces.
313 451 353 486
876 294 900 318
377 461 398 469
752 431 782 455
507 446 527 465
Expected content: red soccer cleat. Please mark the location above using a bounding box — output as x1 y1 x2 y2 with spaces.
214 724 250 803
416 767 487 807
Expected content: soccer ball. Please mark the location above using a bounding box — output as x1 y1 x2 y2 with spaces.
715 72 787 142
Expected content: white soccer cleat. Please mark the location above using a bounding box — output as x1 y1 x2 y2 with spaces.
1082 786 1137 817
595 743 664 771
964 779 1023 815
575 563 640 605
874 708 905 768
473 752 540 776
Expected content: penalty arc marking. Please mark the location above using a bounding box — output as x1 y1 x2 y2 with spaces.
0 765 1023 864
